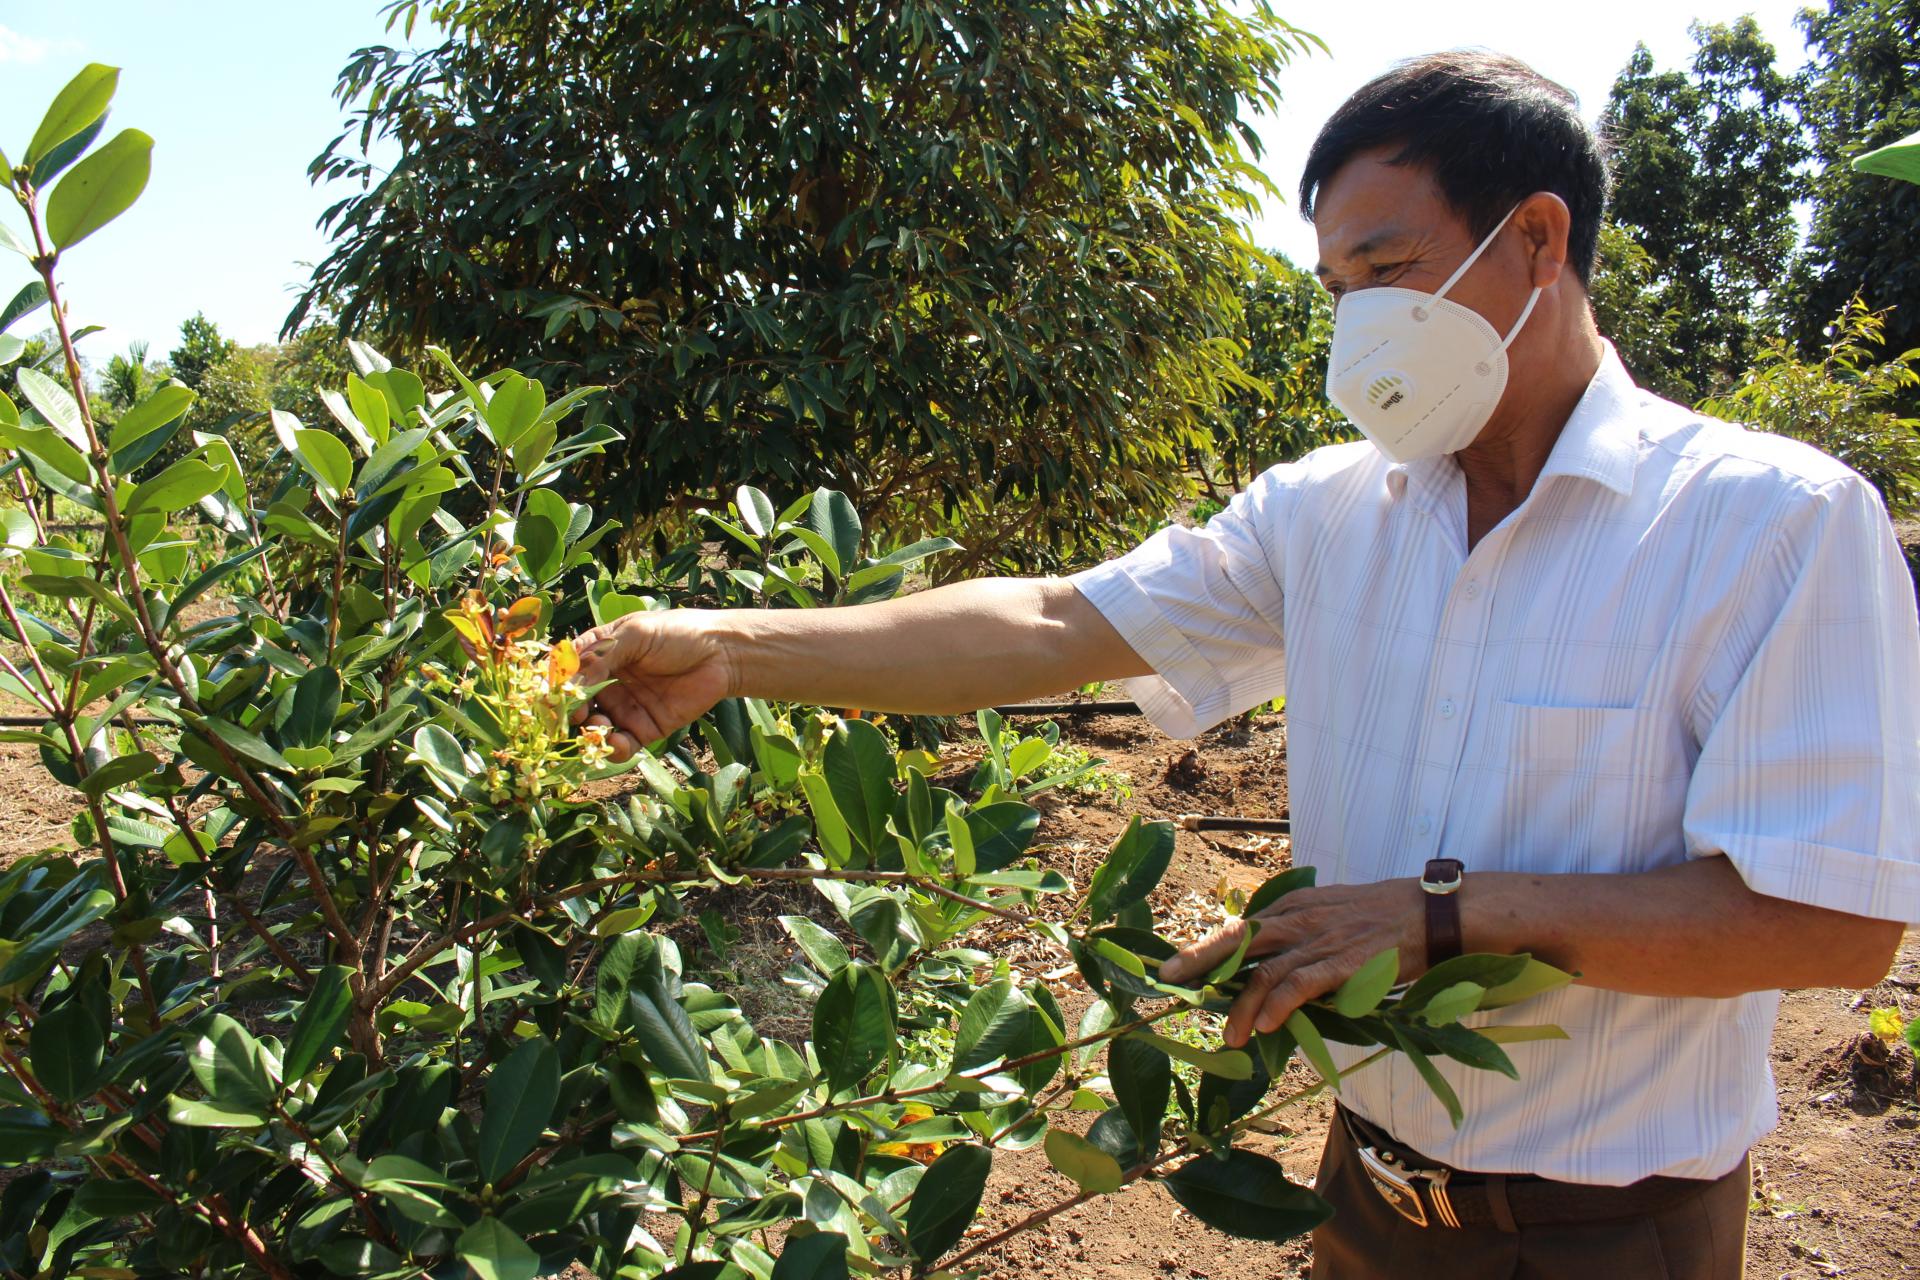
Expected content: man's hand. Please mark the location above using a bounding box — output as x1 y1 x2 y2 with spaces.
1159 879 1426 1048
573 611 737 761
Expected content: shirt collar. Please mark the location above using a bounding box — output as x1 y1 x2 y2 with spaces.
1384 342 1643 504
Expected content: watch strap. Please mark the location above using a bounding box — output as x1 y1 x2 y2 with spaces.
1422 858 1465 967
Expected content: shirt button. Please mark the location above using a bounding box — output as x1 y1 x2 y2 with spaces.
1413 815 1433 835
1464 580 1481 598
1438 699 1456 718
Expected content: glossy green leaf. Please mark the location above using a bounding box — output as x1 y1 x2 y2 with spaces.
1084 816 1175 925
455 1216 540 1280
627 960 709 1083
1390 1023 1463 1127
14 367 85 447
770 1230 849 1280
1284 1009 1339 1087
46 128 152 249
807 487 861 579
106 382 194 454
26 64 118 165
187 1012 277 1110
292 427 354 497
812 961 891 1096
283 965 354 1079
0 419 89 484
1108 1033 1171 1153
1331 947 1400 1018
487 373 545 447
1161 1148 1334 1241
1476 956 1576 1009
906 1142 991 1264
124 458 227 516
282 668 342 750
821 718 895 859
478 1036 559 1182
1418 980 1486 1027
165 1097 269 1128
963 801 1040 872
31 997 103 1102
1125 1031 1254 1081
0 282 47 334
1243 865 1316 917
1044 1127 1125 1192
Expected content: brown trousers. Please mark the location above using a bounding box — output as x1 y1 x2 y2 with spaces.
1309 1117 1751 1278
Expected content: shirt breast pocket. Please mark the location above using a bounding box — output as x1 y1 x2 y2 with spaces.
1496 701 1692 874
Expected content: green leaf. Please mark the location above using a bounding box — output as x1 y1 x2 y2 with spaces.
1161 1148 1334 1241
478 1036 559 1183
1417 980 1486 1027
283 965 354 1079
0 281 47 333
1396 953 1530 1018
1044 1126 1125 1192
1424 1022 1519 1080
26 65 118 166
1108 1033 1171 1154
1331 948 1400 1018
124 458 227 516
627 957 709 1083
808 487 862 580
1284 1009 1339 1087
779 915 851 976
46 128 152 249
283 668 342 750
906 1143 991 1264
822 718 895 859
292 428 353 498
15 367 85 447
106 382 193 454
0 888 112 989
1124 1031 1254 1081
963 801 1040 873
77 749 157 798
0 419 89 484
195 716 293 774
187 1012 276 1110
1476 956 1576 1009
1244 865 1316 917
736 485 775 536
455 1216 541 1280
1475 1024 1571 1046
165 1097 268 1128
770 1231 849 1280
31 996 103 1102
487 374 546 448
1084 816 1175 925
1389 1023 1463 1127
812 962 892 1096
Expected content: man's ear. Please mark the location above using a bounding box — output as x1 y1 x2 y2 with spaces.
1516 191 1572 290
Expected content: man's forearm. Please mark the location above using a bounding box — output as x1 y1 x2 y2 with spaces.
710 576 1152 716
1464 855 1904 996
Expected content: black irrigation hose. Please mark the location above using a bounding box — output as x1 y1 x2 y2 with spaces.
989 700 1142 717
1177 813 1291 835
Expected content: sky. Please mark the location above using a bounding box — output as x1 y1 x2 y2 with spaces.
0 0 1818 363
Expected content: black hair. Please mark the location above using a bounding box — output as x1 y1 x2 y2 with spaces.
1299 50 1609 285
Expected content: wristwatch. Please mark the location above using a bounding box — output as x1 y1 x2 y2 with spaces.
1420 858 1465 966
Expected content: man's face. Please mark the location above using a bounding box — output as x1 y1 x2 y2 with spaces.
1312 146 1537 344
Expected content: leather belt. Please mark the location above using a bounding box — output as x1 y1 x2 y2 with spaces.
1337 1106 1723 1231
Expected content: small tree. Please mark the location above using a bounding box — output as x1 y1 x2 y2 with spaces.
292 0 1318 572
1698 297 1920 512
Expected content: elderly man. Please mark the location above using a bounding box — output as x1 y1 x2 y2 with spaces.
575 51 1917 1279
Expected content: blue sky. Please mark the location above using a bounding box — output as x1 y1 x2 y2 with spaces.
0 1 1814 365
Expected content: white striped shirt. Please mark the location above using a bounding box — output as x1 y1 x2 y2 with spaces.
1069 345 1920 1184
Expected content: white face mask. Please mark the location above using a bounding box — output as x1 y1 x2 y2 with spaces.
1324 203 1542 464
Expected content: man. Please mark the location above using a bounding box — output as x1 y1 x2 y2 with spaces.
574 52 1917 1279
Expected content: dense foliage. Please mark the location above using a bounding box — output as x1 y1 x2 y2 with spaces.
291 0 1318 573
1786 0 1920 367
1599 19 1806 397
0 67 1573 1279
1205 254 1342 492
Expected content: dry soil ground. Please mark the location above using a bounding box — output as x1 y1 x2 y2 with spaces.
1 706 1913 1279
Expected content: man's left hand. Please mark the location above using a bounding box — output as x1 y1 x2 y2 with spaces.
1158 879 1427 1048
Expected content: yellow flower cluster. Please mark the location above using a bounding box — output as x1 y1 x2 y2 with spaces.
438 591 604 805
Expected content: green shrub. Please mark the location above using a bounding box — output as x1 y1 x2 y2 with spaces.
0 66 1569 1279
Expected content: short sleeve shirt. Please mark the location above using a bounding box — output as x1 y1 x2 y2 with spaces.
1067 345 1920 1183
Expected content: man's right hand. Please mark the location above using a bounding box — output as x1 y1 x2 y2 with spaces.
572 611 737 761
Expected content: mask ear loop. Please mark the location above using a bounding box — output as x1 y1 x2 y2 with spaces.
1414 202 1525 323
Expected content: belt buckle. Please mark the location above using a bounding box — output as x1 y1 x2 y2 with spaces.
1355 1143 1460 1229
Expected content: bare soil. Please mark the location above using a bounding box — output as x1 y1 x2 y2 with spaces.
5 705 1914 1279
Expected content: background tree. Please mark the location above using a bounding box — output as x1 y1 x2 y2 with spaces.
1206 252 1342 491
1783 0 1920 378
1599 19 1807 397
292 0 1316 572
1588 223 1697 401
95 339 167 420
166 310 237 391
